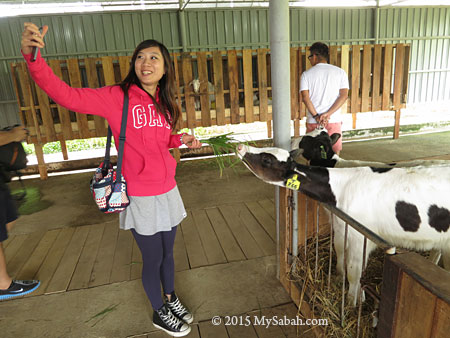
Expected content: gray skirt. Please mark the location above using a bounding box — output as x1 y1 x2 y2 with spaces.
119 185 187 236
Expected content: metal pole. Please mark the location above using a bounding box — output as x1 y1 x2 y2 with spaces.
270 0 291 279
178 0 188 52
374 0 380 45
270 0 291 151
292 191 298 257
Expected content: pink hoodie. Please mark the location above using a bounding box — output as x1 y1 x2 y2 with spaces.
24 51 183 196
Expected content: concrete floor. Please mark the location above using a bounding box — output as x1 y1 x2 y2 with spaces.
1 130 450 338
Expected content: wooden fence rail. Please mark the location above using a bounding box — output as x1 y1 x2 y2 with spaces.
10 44 409 179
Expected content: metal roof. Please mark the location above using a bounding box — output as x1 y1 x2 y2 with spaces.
1 0 449 18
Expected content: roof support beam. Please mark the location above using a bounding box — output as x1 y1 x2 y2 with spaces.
178 0 188 52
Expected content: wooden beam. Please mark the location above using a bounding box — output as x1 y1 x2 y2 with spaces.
242 49 254 123
227 50 240 125
197 52 212 126
213 51 225 126
257 49 268 122
381 45 394 111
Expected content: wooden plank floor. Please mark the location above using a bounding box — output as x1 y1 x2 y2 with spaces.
134 302 314 338
4 199 276 297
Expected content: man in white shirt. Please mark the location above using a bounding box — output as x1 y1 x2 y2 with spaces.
300 42 349 154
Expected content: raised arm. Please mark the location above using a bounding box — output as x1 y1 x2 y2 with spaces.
21 22 120 118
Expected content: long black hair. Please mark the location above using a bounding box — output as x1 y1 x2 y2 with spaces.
120 39 180 129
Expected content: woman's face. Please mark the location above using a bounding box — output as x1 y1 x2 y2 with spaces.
134 46 165 95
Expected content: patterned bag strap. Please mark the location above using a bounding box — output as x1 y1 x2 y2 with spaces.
115 92 129 182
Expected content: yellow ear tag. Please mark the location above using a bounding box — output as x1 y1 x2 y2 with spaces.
286 174 300 190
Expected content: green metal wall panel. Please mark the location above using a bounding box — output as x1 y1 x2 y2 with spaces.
0 7 449 126
290 8 374 45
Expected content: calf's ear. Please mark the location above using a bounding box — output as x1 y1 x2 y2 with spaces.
330 133 341 146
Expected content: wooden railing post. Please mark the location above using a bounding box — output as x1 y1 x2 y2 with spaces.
378 252 450 338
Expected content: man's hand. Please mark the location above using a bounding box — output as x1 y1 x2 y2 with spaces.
318 113 331 126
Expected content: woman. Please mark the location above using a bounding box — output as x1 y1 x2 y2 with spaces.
21 22 201 337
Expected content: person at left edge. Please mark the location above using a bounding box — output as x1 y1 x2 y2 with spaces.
21 23 201 337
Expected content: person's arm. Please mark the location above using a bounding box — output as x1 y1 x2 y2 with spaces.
21 22 119 118
300 90 321 122
0 126 27 146
318 88 348 125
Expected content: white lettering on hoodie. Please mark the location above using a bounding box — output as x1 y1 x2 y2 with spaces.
132 103 171 130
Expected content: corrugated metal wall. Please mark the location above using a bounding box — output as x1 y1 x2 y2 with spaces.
377 7 450 103
0 7 449 127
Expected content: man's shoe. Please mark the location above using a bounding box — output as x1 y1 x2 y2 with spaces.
153 303 191 337
165 292 194 324
0 280 40 301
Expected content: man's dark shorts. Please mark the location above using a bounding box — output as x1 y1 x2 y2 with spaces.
0 188 18 242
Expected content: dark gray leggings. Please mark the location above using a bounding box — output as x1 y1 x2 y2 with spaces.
131 226 177 310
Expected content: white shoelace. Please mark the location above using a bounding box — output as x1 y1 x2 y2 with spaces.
160 310 183 329
169 298 187 317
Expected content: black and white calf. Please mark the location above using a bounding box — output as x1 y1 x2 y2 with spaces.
237 144 450 306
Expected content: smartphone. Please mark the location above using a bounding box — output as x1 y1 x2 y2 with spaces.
31 26 43 62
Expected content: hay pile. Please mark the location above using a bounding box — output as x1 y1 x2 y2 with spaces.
290 234 385 338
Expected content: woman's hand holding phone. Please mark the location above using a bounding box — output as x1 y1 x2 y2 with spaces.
21 23 48 60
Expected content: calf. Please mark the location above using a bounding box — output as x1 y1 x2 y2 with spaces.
291 129 449 168
237 144 450 306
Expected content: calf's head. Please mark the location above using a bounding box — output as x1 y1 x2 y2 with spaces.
237 144 297 187
291 130 340 166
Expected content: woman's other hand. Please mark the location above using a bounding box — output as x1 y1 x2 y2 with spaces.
181 134 202 149
21 22 48 55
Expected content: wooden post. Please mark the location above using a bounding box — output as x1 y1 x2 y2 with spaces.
181 53 196 129
212 51 225 126
267 120 272 139
393 109 401 139
393 44 406 140
60 138 69 161
340 45 350 115
257 49 269 122
227 50 240 125
351 45 362 129
242 49 254 123
197 52 211 125
290 48 299 123
378 252 450 338
34 143 48 180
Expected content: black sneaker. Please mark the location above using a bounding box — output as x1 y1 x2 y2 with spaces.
0 280 40 301
153 303 191 337
165 292 194 324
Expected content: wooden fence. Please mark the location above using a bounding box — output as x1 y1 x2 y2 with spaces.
10 44 410 179
279 191 450 337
